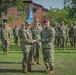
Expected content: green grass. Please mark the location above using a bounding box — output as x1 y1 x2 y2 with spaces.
0 37 76 75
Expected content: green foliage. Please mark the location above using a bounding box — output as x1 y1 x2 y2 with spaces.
43 8 76 26
0 0 28 23
7 16 13 23
43 0 76 26
64 0 76 18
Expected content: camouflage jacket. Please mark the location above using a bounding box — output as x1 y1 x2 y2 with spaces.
18 28 34 47
1 28 10 41
73 25 76 36
41 26 55 49
58 25 67 36
32 25 42 41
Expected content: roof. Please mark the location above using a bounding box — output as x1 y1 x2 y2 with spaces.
23 0 48 10
23 0 32 3
33 2 43 7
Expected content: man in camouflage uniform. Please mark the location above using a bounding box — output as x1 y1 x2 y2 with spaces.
13 25 19 45
65 24 69 46
59 21 67 50
0 27 1 40
54 22 59 47
40 19 55 74
0 23 11 55
32 18 43 65
73 22 76 48
57 23 61 48
18 23 25 47
69 25 74 47
18 22 36 73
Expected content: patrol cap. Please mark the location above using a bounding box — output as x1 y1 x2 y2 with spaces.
25 20 31 25
34 18 39 23
43 18 49 23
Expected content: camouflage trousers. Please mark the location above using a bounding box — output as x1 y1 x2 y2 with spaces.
74 36 76 47
22 46 33 69
33 42 40 61
55 36 59 47
66 36 68 45
14 36 18 45
59 36 66 49
2 40 10 52
69 36 74 47
42 48 54 70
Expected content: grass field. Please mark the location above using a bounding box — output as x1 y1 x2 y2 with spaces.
0 37 76 75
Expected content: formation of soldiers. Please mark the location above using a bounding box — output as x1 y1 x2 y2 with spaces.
53 20 76 49
0 18 76 74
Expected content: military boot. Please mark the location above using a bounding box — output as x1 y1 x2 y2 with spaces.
28 68 32 72
23 67 28 74
46 67 50 73
46 70 54 74
32 60 37 65
5 51 8 55
74 45 76 48
37 60 41 65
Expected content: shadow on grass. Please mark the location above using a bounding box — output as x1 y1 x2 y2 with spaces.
0 68 22 73
30 70 45 73
9 51 22 54
55 51 76 53
0 68 45 73
0 62 21 64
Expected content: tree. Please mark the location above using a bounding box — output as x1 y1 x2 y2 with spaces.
0 0 27 26
64 0 76 18
43 0 76 26
43 8 70 25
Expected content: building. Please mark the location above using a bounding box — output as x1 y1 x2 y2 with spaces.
4 0 48 28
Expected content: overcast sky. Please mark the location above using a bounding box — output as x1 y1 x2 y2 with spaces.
33 0 64 9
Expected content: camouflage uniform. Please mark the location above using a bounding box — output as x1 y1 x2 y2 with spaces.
13 27 19 45
40 26 55 70
69 26 74 47
66 25 69 45
0 27 1 40
0 23 10 55
18 27 24 47
7 25 12 39
59 23 67 50
18 23 34 73
32 23 42 64
73 24 76 48
54 23 59 47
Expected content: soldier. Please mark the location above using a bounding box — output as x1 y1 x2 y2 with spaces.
66 24 69 46
7 24 12 39
57 23 61 48
39 19 55 74
73 22 76 48
0 23 11 55
0 27 1 40
18 23 25 47
32 18 43 65
13 25 19 45
59 21 67 50
69 25 74 47
19 22 36 74
53 22 59 47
